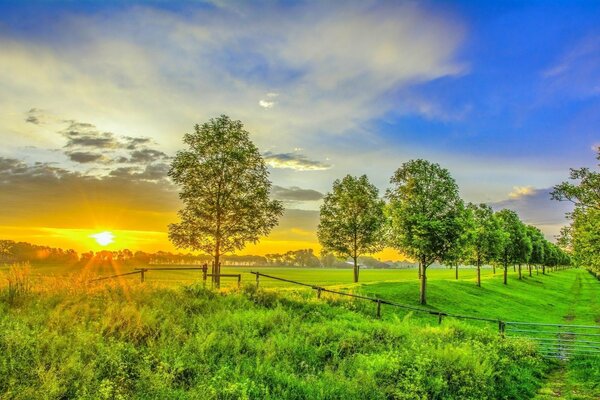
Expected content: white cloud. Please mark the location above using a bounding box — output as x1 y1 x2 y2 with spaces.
0 2 466 158
508 185 537 199
259 99 275 108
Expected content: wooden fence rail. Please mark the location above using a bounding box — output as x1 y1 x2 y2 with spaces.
249 271 500 325
90 265 241 287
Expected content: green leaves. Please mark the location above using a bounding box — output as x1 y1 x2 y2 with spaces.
552 148 599 271
386 160 464 268
168 115 283 257
317 175 387 281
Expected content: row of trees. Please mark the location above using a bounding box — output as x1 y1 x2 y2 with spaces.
167 115 570 298
317 161 571 304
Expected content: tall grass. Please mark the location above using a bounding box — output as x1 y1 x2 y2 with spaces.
0 279 553 399
1 263 32 305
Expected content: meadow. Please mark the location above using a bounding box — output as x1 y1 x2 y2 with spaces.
1 264 599 399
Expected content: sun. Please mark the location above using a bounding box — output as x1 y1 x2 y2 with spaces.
90 231 115 246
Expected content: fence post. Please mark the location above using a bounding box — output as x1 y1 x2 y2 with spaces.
202 264 207 287
317 287 322 299
438 313 443 325
498 321 505 337
256 273 259 289
237 274 241 288
376 300 381 319
140 269 145 283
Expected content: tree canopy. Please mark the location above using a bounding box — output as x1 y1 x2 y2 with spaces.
386 159 465 304
317 175 387 282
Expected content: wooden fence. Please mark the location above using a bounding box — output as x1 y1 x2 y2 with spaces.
89 264 241 287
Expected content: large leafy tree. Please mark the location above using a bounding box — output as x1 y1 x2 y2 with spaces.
495 209 531 284
552 148 600 272
317 175 387 283
386 160 465 305
168 115 284 287
466 203 505 287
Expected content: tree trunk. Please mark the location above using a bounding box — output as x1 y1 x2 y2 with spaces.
518 264 522 280
503 261 508 285
353 257 359 283
542 265 546 275
420 263 427 305
493 264 496 274
455 264 458 280
528 264 532 277
214 252 220 288
418 261 422 279
513 264 516 272
476 259 481 287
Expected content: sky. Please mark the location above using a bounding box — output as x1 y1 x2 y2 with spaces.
0 0 598 259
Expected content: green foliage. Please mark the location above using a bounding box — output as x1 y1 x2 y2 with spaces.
317 175 387 282
168 115 284 269
0 282 551 400
552 148 600 272
386 159 465 304
466 204 504 267
495 209 532 282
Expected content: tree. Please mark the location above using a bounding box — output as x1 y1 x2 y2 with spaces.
526 225 545 277
168 115 284 287
495 209 531 284
386 160 465 305
445 205 474 281
552 148 600 272
317 175 387 283
466 203 505 287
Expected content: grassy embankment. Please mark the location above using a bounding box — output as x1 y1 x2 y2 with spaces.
0 265 598 399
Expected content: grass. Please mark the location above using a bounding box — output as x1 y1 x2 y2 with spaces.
0 264 598 399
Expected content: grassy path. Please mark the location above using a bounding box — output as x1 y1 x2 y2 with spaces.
533 270 600 400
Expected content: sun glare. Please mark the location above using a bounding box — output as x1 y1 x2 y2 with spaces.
91 231 115 246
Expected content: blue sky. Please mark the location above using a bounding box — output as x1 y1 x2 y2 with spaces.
0 0 597 254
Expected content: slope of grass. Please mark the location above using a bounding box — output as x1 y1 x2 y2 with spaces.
358 268 600 325
0 274 547 400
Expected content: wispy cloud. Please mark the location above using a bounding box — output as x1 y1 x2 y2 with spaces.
271 185 324 202
0 2 466 156
263 151 332 171
542 35 600 99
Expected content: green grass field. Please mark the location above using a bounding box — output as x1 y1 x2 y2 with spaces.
1 264 599 399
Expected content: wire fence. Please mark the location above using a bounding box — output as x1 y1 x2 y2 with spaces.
250 270 600 360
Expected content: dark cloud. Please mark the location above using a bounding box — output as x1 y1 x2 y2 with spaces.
263 151 332 171
61 122 119 149
271 185 324 202
66 151 104 163
128 149 169 163
125 137 152 150
53 116 170 166
25 108 46 125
